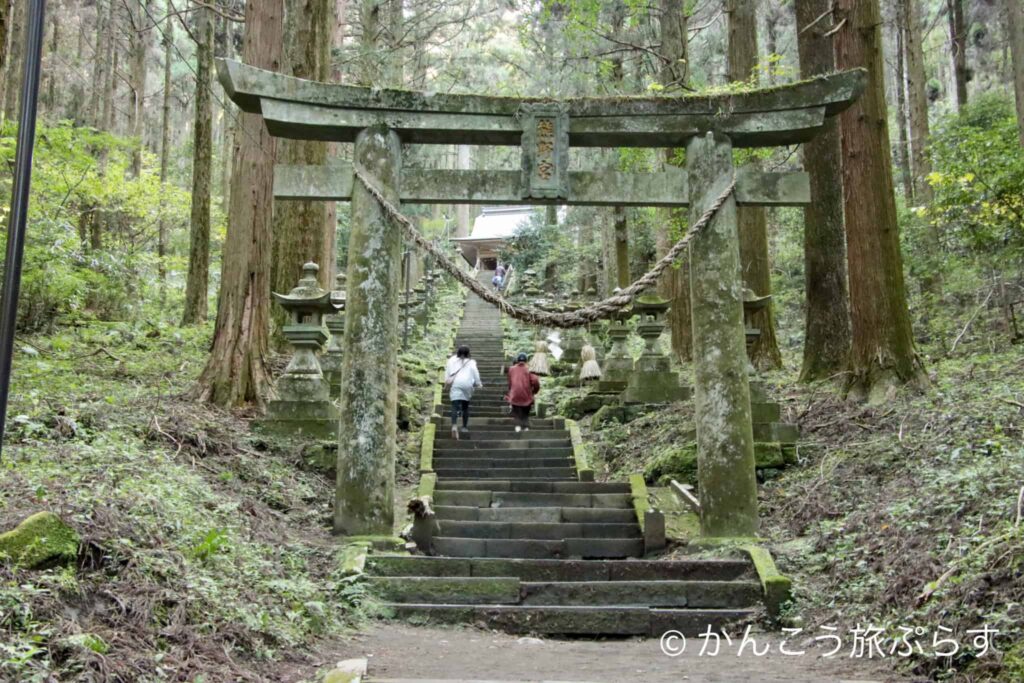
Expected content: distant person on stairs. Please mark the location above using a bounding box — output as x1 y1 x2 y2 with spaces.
445 345 482 440
506 352 541 432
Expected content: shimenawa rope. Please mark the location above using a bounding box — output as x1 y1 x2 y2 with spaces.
352 164 736 329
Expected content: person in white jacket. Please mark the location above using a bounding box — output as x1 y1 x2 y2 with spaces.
445 345 483 440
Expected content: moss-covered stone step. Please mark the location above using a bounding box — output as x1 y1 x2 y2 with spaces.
433 490 633 509
433 537 644 559
435 447 574 460
430 417 565 429
433 467 577 480
519 579 761 608
366 556 755 582
434 430 571 442
383 604 755 635
368 576 520 605
433 439 573 450
432 456 577 466
434 505 637 524
437 480 631 493
435 520 641 541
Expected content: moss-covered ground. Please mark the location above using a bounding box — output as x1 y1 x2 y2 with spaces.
579 345 1023 681
0 284 464 681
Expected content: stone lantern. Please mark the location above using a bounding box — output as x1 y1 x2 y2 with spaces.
321 271 347 398
259 262 339 439
621 294 691 404
741 288 800 457
596 307 633 393
559 292 585 366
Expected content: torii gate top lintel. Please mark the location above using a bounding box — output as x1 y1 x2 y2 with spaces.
216 59 865 149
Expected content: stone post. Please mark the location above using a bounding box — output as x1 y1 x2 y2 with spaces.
335 126 402 536
686 132 759 538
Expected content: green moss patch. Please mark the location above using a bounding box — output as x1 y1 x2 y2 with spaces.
0 511 79 570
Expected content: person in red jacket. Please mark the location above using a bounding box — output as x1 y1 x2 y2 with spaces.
506 352 541 432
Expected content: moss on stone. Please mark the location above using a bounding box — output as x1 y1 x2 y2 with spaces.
343 535 405 551
743 545 792 619
0 511 79 569
645 444 698 485
628 473 649 532
419 423 435 473
337 544 369 576
418 472 436 499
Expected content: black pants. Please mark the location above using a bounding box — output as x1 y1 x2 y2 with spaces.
451 399 470 428
511 404 531 428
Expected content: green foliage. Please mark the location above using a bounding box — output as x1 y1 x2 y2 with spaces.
916 94 1024 259
0 121 197 330
0 322 367 679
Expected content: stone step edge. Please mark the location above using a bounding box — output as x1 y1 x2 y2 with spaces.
380 603 758 636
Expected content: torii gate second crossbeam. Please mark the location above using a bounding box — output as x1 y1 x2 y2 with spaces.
217 60 865 540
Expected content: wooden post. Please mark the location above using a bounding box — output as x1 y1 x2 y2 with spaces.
335 126 402 535
686 132 759 538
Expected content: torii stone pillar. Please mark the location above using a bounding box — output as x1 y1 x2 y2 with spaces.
335 126 402 535
687 132 759 537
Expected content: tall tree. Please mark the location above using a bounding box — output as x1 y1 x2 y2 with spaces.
0 0 11 112
947 0 969 110
182 4 215 325
655 0 692 361
901 0 933 200
193 0 284 406
893 0 914 199
271 0 334 341
158 18 173 305
726 0 782 369
126 0 151 177
795 0 851 382
834 0 926 401
43 0 60 115
2 0 26 121
1008 0 1024 145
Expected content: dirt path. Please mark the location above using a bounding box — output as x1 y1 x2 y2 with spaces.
311 623 909 683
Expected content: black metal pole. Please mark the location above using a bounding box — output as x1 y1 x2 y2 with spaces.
0 0 47 462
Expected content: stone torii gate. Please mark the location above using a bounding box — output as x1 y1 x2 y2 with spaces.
217 60 864 539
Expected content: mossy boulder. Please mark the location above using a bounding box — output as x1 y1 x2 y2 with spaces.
0 511 80 569
644 444 698 485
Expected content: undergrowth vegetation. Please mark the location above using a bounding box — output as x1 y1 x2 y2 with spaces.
0 321 355 680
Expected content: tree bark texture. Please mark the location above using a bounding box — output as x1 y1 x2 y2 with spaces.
656 0 691 360
834 0 926 401
43 0 59 115
181 5 215 326
334 127 402 536
272 0 335 343
1008 0 1024 145
902 0 933 199
88 0 110 127
795 0 851 382
727 0 782 370
193 0 283 407
947 0 968 110
2 0 25 121
127 0 150 177
158 19 173 306
687 132 758 538
0 0 11 116
893 6 914 200
101 8 117 132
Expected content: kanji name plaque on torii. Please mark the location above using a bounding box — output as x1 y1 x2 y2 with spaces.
518 103 570 200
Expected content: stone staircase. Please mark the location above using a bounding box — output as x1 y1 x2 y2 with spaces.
366 272 767 635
